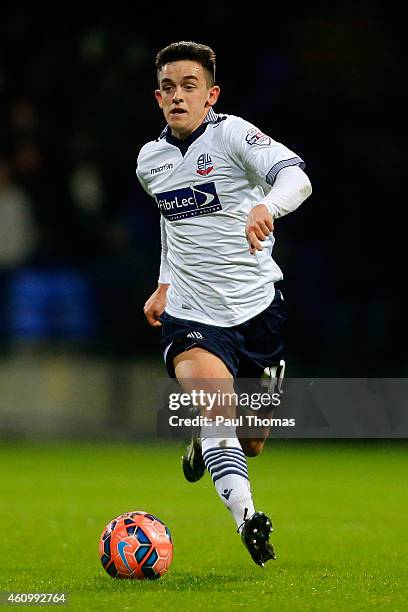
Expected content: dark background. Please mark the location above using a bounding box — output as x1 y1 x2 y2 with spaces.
0 4 404 375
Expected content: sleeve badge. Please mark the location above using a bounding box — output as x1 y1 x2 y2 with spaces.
245 128 271 147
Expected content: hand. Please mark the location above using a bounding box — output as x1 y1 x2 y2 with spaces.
245 204 274 254
143 284 170 327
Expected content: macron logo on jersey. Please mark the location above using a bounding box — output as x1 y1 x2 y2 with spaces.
155 182 222 221
151 162 173 175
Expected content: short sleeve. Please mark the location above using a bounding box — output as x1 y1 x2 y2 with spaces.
136 143 155 197
136 166 152 196
222 116 305 187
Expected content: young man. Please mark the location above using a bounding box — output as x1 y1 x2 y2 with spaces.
137 41 312 567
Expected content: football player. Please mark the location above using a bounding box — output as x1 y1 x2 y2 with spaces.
137 41 312 566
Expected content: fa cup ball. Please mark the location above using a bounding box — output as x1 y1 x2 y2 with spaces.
99 511 173 579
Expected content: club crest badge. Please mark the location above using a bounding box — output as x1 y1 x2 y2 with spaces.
196 153 214 176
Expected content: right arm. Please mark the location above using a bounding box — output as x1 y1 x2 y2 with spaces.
137 152 171 327
143 216 170 327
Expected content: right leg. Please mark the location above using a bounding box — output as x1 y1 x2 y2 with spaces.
175 347 255 528
176 348 275 458
175 347 275 565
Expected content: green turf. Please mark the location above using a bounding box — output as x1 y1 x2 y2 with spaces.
0 440 407 611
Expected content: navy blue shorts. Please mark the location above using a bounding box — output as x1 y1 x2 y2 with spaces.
160 289 287 378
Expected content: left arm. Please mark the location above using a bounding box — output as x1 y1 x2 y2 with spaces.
246 165 312 253
220 117 312 254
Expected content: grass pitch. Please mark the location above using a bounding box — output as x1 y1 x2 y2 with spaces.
0 440 407 611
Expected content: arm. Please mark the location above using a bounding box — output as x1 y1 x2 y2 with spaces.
246 165 312 253
158 216 171 284
221 117 312 253
137 154 170 327
143 217 170 327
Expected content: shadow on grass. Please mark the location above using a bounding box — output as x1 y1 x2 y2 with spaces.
85 569 265 592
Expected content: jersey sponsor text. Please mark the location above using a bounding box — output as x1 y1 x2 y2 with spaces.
155 182 221 221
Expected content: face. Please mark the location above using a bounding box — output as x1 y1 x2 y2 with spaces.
155 60 220 140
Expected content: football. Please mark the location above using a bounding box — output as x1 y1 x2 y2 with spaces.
99 511 173 579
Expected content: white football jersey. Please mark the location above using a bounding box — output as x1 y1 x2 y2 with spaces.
137 110 305 326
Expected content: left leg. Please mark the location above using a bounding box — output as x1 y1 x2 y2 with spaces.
236 289 287 457
240 436 269 457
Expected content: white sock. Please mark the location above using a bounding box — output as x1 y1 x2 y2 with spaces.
201 432 255 530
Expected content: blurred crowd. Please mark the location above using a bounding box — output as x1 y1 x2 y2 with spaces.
0 7 404 374
0 18 162 354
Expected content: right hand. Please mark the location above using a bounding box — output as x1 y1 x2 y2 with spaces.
143 284 170 327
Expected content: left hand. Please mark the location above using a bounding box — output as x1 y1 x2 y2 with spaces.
245 204 274 254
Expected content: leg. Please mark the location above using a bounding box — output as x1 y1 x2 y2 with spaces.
174 346 234 417
240 437 268 457
175 347 275 565
176 346 236 482
174 346 232 379
175 348 255 525
235 290 287 457
237 360 286 456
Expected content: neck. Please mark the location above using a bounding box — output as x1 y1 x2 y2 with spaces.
171 108 210 141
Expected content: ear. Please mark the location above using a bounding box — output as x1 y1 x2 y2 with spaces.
155 89 163 109
206 85 221 108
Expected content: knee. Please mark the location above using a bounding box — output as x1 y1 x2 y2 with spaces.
241 439 265 457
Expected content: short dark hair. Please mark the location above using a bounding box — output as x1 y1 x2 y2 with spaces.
155 41 216 86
